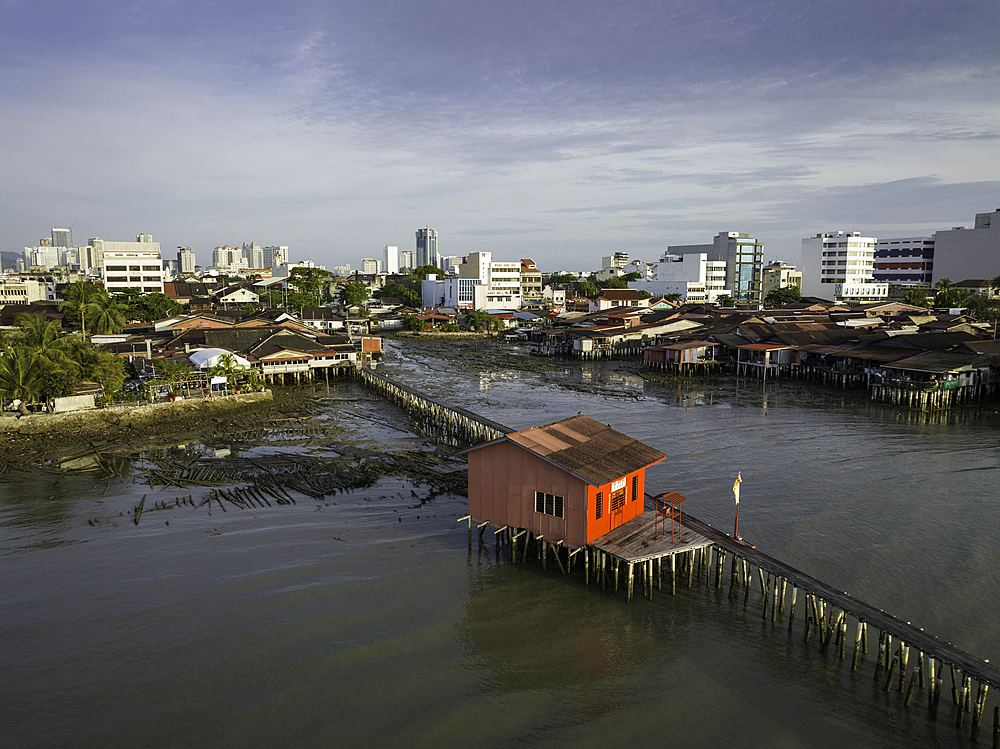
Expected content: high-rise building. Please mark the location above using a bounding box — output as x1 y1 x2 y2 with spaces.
800 231 876 298
263 245 289 269
416 227 438 268
383 245 399 274
177 246 196 274
51 228 72 248
602 252 629 270
669 232 764 307
243 242 264 270
102 240 164 293
137 233 154 243
399 250 415 271
929 210 1000 283
873 236 934 286
362 258 379 274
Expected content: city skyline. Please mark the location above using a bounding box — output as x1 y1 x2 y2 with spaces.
3 0 998 272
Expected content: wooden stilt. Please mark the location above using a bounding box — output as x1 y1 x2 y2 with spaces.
671 554 676 595
627 562 634 602
788 587 797 631
852 621 863 670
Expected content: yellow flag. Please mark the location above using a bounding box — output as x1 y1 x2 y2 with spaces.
733 472 742 505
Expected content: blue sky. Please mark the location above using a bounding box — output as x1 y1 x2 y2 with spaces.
3 0 998 272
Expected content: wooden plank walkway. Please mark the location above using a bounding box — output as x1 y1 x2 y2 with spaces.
680 510 1000 690
589 510 711 563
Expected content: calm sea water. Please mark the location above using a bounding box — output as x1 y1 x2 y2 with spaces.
4 341 1000 748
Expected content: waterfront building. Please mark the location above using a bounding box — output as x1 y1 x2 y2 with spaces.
520 259 543 306
421 251 523 310
931 210 1000 283
669 232 764 308
102 238 164 294
873 236 934 286
466 414 667 548
383 245 399 275
800 231 877 298
416 227 438 268
629 251 729 303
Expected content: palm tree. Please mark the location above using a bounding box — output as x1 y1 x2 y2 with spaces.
0 344 44 409
88 292 127 335
934 278 954 306
59 281 106 340
902 288 929 308
12 313 80 378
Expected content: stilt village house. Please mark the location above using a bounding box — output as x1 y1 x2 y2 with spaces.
466 415 667 548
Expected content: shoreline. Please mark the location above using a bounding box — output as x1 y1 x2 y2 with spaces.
0 390 278 461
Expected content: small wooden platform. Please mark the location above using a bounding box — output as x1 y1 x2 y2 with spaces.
589 510 711 564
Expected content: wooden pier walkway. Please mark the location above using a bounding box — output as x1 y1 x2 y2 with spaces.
683 510 1000 690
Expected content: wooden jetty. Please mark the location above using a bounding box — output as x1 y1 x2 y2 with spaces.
358 368 1000 739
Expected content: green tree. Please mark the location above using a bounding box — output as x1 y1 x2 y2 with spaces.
410 265 441 281
577 279 599 297
764 286 802 308
12 313 81 378
59 281 107 339
621 272 642 282
464 309 502 331
376 283 421 307
546 273 578 285
901 288 930 308
338 280 370 308
88 292 127 334
288 267 334 307
715 294 736 307
402 314 427 331
596 276 628 289
112 290 181 323
74 346 127 395
0 344 44 408
664 293 683 303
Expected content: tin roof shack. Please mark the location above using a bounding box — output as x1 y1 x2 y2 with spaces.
467 415 667 548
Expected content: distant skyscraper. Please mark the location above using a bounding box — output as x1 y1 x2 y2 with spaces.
399 250 415 271
263 245 288 268
383 245 399 274
136 233 154 243
51 228 71 248
416 227 438 268
177 246 196 273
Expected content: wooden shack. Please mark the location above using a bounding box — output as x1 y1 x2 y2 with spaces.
466 415 667 548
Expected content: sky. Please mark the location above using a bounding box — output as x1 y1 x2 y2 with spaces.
3 0 999 272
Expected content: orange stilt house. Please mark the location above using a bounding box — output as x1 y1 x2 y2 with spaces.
466 415 667 548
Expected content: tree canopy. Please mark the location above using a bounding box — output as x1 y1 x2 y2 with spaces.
410 265 441 281
376 282 421 308
464 309 502 331
763 285 802 308
112 289 179 324
337 280 370 308
288 267 334 306
901 288 930 308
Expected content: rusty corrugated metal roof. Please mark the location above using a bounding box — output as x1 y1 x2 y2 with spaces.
505 415 667 488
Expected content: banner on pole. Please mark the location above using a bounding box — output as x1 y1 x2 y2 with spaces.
733 472 742 505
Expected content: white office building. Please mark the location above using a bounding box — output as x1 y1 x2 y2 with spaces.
383 245 399 275
629 251 730 303
102 239 164 293
263 245 289 269
421 251 523 310
800 231 876 298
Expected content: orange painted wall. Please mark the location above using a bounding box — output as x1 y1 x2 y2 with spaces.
585 468 647 544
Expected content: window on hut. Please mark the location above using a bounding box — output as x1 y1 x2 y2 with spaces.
534 491 564 519
632 475 639 502
611 488 626 512
595 491 603 520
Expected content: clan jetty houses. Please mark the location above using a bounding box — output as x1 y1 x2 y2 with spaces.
468 415 667 547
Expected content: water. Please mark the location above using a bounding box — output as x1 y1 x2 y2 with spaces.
3 341 1000 748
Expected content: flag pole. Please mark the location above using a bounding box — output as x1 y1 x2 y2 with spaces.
732 472 742 539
